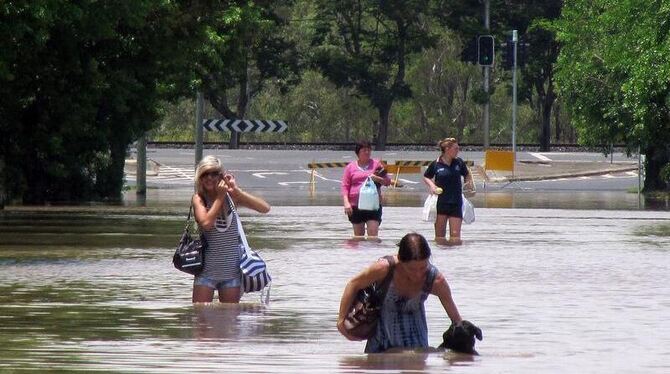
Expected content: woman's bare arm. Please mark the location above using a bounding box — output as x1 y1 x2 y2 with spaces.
337 259 391 340
431 272 463 324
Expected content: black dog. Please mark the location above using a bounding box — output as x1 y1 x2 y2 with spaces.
438 320 483 355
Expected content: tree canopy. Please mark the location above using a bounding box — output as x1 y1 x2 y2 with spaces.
552 0 670 190
310 0 439 149
0 1 207 203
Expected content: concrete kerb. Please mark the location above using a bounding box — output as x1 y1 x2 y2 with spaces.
124 158 160 176
487 163 639 183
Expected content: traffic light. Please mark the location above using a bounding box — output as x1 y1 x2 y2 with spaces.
477 35 495 66
501 35 514 70
517 40 529 67
500 35 530 69
460 37 478 64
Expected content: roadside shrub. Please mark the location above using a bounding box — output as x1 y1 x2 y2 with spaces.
660 163 670 188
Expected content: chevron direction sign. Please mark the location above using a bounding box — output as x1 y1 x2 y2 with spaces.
203 119 287 133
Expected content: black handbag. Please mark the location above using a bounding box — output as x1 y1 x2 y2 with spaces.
173 205 206 275
343 256 396 340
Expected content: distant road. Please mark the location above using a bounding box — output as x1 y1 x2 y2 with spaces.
127 148 640 192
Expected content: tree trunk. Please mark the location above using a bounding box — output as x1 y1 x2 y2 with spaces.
456 76 470 142
376 102 392 150
554 101 562 142
643 143 670 192
539 82 556 151
540 102 552 151
100 139 127 201
229 131 240 149
0 159 4 209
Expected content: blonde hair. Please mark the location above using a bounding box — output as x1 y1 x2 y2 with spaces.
194 155 223 196
438 138 458 153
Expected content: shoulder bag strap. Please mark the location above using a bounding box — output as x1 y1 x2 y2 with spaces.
183 204 194 232
422 264 438 294
378 255 396 297
228 196 251 254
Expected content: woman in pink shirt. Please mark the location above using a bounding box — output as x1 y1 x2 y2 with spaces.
341 140 392 238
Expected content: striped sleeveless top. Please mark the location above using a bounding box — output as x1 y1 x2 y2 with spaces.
199 196 241 280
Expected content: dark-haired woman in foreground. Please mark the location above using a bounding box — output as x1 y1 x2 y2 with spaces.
337 233 464 353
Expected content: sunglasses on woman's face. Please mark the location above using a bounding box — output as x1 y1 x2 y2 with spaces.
202 171 222 179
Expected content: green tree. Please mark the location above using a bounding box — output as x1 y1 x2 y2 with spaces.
401 30 482 143
310 0 438 150
196 1 301 148
0 1 205 203
437 0 563 151
552 0 670 191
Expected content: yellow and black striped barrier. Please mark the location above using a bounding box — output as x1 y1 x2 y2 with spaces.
307 161 360 191
307 162 349 169
394 160 474 167
390 160 474 187
307 159 474 190
394 160 433 167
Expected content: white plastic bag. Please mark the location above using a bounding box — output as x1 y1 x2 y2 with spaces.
462 194 475 224
422 194 438 222
357 176 380 211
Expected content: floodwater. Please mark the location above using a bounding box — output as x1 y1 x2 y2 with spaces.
1 203 669 373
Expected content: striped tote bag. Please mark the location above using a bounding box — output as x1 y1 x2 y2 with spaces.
233 207 271 293
239 245 271 292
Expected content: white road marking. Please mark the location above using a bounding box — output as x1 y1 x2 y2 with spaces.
252 172 289 179
154 166 194 181
301 169 341 183
529 152 552 161
278 181 313 186
398 178 419 184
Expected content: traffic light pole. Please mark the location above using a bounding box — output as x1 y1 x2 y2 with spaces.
483 0 490 148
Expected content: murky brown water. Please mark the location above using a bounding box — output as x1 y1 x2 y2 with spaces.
1 204 669 372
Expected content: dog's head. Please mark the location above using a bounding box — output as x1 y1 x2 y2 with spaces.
438 320 483 355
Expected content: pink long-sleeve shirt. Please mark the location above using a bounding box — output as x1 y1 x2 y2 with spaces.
341 159 390 207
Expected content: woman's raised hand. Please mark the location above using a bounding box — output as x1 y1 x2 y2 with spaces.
221 173 242 198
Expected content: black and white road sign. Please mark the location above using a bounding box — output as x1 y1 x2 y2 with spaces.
203 119 287 133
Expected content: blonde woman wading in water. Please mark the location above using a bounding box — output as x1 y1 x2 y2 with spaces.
191 156 270 303
422 138 475 245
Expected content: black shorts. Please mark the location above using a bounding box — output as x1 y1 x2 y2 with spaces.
437 203 462 218
349 206 383 224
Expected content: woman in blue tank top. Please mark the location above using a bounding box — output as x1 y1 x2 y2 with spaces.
337 233 467 352
191 156 270 303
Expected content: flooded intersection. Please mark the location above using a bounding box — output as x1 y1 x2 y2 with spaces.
1 202 669 372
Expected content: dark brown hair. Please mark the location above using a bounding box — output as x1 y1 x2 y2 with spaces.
355 140 372 155
397 233 432 262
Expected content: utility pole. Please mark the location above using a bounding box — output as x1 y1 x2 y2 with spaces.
136 133 146 196
195 91 204 168
483 0 491 148
512 30 518 156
